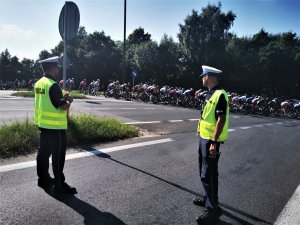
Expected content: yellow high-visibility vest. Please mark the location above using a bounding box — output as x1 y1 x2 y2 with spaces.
34 77 67 129
198 89 229 141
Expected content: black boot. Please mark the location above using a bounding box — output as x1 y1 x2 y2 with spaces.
196 208 222 224
38 177 54 189
54 182 77 194
193 196 206 207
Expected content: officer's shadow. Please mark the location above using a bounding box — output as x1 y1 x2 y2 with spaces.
44 190 127 225
90 149 271 225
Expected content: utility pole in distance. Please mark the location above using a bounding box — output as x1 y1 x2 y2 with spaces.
122 0 127 83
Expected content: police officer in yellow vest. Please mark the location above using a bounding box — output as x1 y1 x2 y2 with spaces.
34 55 77 194
193 65 229 223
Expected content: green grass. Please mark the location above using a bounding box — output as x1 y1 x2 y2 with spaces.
12 91 35 97
68 90 87 99
0 114 139 158
11 90 86 99
67 114 138 145
0 119 39 158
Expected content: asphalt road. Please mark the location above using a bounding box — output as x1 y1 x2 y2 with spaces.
0 91 300 225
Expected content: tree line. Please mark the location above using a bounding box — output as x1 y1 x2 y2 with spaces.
0 3 299 98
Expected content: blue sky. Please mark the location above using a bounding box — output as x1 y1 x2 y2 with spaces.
0 0 299 60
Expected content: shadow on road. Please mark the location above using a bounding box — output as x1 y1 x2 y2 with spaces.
83 147 272 225
85 101 102 104
44 190 127 225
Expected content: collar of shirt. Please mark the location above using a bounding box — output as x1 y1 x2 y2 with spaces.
207 85 222 96
44 74 57 82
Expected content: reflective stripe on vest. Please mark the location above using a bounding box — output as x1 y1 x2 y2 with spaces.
34 77 67 129
198 89 229 141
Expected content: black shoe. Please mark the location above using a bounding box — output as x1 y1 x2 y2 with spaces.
193 197 206 207
215 206 223 216
54 183 77 194
196 208 222 224
38 177 54 189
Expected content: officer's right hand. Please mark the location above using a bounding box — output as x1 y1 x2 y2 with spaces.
64 93 73 103
209 144 217 157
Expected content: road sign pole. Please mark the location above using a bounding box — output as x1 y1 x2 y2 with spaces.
63 1 67 91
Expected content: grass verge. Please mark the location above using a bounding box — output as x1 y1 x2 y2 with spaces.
12 91 35 97
0 114 138 158
11 90 86 99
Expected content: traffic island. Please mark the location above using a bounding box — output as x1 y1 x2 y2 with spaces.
11 90 87 99
0 114 138 158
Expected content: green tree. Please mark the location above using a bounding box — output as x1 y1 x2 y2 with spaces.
128 27 151 45
132 41 159 82
157 34 181 85
178 2 236 77
20 58 35 80
0 49 22 81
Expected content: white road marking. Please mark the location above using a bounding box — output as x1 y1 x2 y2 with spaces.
254 124 264 127
0 109 34 111
80 107 158 110
163 108 175 110
87 99 135 103
240 126 251 130
125 121 161 125
0 97 22 100
0 138 174 173
274 184 300 225
123 120 297 131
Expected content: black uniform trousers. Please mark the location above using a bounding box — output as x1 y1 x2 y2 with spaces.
37 128 66 186
198 137 221 210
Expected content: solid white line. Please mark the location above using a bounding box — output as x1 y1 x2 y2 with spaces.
0 138 174 173
274 184 300 225
0 109 34 111
0 97 22 100
124 121 161 125
93 108 159 110
169 120 184 123
91 99 134 103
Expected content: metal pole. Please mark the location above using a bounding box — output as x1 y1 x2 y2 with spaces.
122 0 127 83
133 75 134 90
63 1 67 90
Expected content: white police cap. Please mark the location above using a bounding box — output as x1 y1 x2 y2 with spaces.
200 65 222 77
38 54 63 67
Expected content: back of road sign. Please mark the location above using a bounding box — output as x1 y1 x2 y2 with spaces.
59 1 80 40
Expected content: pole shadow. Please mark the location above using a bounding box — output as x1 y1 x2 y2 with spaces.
83 147 272 225
44 189 127 225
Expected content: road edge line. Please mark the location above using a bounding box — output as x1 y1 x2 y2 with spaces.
274 184 300 225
